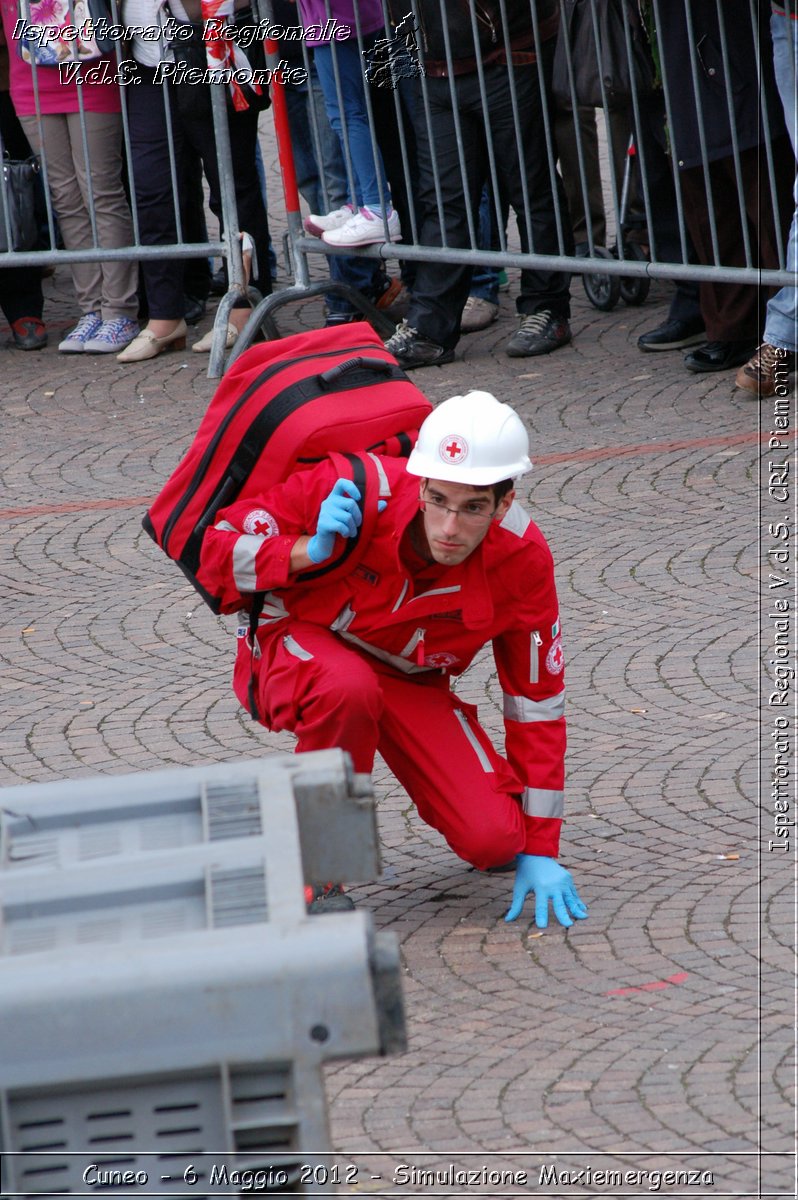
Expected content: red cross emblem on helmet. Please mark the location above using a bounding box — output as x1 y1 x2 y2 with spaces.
439 434 468 464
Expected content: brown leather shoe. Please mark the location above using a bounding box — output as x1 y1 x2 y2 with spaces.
735 342 791 397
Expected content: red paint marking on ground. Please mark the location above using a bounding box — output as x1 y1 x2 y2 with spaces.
0 428 792 521
0 497 154 520
606 971 689 997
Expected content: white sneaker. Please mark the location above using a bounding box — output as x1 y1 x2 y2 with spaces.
322 207 402 248
304 205 355 238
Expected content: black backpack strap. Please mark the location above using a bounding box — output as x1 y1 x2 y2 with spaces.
247 590 266 720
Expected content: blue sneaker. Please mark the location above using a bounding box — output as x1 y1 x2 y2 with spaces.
58 311 102 353
83 316 140 353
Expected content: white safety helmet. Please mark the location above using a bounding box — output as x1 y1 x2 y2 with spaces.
406 391 533 486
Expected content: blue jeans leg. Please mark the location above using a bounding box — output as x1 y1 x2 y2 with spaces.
764 12 798 353
470 184 500 304
313 38 391 213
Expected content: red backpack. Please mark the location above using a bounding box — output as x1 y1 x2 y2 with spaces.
143 323 433 613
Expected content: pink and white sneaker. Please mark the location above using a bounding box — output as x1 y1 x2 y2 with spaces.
303 204 356 238
322 207 402 248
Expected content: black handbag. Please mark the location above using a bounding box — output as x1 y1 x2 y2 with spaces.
552 0 655 108
0 155 40 253
172 8 271 116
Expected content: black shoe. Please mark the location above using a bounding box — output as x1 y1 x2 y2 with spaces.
9 317 47 350
684 339 758 373
305 883 356 914
324 308 360 327
637 317 706 352
506 310 572 358
183 294 207 326
385 320 454 369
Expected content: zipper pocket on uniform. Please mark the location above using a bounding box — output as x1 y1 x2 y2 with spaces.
530 630 542 684
400 628 426 664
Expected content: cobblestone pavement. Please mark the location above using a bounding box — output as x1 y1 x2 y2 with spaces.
0 223 795 1198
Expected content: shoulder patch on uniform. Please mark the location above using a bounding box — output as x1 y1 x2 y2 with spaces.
546 635 564 674
243 508 279 537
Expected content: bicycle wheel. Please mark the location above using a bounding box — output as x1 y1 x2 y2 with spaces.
619 243 651 306
582 246 621 312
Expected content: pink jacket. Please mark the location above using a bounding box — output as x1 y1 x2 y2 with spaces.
0 0 121 114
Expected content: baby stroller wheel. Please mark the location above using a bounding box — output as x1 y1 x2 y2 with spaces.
619 243 651 306
582 246 621 311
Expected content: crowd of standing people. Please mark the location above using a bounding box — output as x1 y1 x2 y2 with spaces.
0 0 794 397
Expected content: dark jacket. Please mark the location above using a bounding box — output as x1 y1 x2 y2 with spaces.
389 0 559 72
655 0 784 169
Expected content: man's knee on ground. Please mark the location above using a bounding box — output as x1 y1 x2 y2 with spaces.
447 816 522 872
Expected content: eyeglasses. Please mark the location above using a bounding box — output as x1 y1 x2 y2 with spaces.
419 491 498 527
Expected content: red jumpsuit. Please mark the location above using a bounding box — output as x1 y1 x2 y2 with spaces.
201 456 566 868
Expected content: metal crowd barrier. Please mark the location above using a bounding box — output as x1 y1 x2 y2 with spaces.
0 749 405 1196
235 0 795 361
0 0 254 374
1 0 794 375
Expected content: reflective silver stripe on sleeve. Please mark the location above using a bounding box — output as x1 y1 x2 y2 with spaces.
523 788 564 819
232 533 265 593
215 520 239 533
503 691 565 723
367 452 392 498
454 710 493 773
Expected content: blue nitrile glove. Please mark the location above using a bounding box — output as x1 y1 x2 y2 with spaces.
504 854 588 928
306 481 387 564
306 479 363 564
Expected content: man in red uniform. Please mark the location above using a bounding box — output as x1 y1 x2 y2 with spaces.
201 391 587 928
